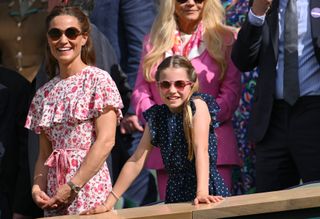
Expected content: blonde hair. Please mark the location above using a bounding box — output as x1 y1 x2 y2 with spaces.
155 55 199 160
144 0 235 82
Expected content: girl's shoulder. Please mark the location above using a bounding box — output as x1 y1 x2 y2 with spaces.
143 104 168 122
190 93 220 127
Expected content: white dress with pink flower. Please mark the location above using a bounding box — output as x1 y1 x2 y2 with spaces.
25 66 123 216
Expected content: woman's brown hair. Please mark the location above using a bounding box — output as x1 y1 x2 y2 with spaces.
45 5 95 78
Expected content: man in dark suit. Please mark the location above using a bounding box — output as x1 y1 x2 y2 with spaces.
232 0 320 192
0 67 43 219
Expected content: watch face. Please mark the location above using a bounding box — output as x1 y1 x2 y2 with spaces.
68 181 81 193
74 186 81 192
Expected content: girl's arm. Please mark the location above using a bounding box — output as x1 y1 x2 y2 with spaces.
192 98 224 204
82 124 153 215
32 132 52 209
45 106 117 208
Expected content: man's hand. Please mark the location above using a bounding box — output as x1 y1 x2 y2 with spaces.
252 0 273 16
120 114 144 134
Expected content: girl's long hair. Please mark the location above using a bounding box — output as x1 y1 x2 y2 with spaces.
45 5 95 79
155 55 199 160
143 0 235 82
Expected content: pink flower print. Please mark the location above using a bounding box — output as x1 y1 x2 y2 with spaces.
44 90 49 97
77 201 83 208
25 117 30 126
81 109 88 116
71 159 78 167
71 86 78 93
89 102 94 109
84 184 90 191
98 184 104 192
72 137 77 144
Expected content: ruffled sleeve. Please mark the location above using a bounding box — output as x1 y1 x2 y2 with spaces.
25 66 123 133
190 93 220 129
73 69 123 122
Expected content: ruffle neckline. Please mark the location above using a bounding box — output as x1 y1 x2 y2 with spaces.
26 66 123 133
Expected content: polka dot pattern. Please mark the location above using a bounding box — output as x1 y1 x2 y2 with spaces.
143 93 230 203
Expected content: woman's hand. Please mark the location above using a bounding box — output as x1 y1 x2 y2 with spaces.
193 193 224 205
43 183 76 210
32 189 51 209
80 202 113 215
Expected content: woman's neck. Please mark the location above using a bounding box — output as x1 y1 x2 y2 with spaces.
59 61 88 79
178 20 200 34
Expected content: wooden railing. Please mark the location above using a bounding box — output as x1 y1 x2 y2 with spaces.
46 184 320 219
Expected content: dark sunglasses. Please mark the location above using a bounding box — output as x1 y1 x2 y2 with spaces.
157 80 193 91
47 27 82 41
176 0 205 4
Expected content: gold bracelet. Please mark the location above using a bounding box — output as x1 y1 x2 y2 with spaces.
110 190 120 200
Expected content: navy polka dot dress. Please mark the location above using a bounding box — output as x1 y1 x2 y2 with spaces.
143 93 230 203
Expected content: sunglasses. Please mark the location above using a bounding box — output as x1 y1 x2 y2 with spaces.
47 27 82 41
157 80 193 91
176 0 205 4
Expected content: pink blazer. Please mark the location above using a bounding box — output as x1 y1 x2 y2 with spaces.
131 36 241 168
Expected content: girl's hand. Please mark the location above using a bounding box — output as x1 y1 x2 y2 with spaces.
32 189 51 209
193 194 224 205
80 202 113 215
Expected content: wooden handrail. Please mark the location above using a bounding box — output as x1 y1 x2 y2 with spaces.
44 185 320 219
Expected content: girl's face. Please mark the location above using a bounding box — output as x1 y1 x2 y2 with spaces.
157 67 193 113
47 15 88 66
175 0 204 29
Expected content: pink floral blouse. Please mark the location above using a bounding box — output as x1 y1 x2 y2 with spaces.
25 66 123 216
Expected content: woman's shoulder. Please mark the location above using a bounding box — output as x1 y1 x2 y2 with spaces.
83 66 113 82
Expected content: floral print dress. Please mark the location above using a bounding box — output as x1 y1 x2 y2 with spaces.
25 66 123 216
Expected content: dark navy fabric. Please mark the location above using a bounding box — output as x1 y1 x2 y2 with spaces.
144 93 230 203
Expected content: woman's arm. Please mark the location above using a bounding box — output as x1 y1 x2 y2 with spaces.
216 47 241 123
82 124 153 214
32 132 52 209
192 99 224 204
130 36 157 123
45 106 117 208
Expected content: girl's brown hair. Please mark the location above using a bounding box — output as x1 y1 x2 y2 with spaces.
155 55 199 160
45 5 95 79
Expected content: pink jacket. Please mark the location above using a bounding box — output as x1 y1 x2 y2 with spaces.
131 36 241 167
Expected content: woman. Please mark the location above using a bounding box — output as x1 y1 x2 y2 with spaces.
25 6 123 216
131 0 241 198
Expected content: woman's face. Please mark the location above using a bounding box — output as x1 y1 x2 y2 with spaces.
157 67 193 113
175 0 204 28
47 15 88 66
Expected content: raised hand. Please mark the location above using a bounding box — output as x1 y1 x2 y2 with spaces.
252 0 273 16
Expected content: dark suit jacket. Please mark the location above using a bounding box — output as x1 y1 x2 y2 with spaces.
0 67 42 217
231 0 320 143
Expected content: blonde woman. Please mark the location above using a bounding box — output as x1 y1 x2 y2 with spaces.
131 0 241 199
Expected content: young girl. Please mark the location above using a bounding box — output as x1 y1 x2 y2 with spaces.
84 55 230 214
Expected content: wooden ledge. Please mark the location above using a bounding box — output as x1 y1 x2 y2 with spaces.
43 185 320 219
